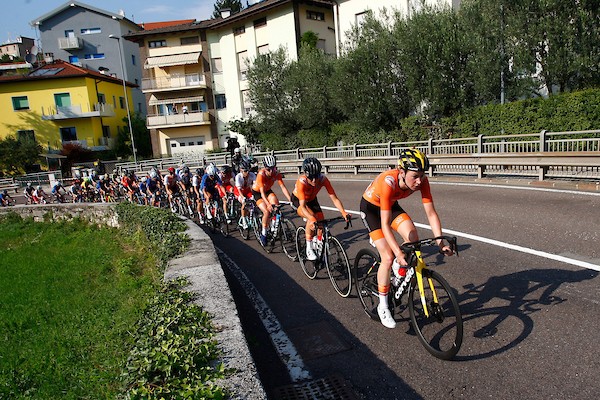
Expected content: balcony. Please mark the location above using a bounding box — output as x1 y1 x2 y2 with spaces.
142 73 206 93
58 36 83 50
41 103 115 120
147 111 210 129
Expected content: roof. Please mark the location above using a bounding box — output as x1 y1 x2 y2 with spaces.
124 20 213 41
139 20 196 30
31 0 139 30
0 59 137 87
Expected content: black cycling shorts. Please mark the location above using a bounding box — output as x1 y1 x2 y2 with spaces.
291 194 322 215
359 197 406 235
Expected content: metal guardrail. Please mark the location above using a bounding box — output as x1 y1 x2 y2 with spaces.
112 129 600 181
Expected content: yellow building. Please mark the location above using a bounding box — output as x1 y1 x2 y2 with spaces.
0 59 136 152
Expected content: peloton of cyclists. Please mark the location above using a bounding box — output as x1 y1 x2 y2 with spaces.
251 155 292 246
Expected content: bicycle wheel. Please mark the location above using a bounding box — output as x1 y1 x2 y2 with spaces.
253 215 265 248
280 218 298 261
325 236 352 298
296 227 318 279
354 248 381 320
217 205 229 238
408 269 463 360
238 215 251 239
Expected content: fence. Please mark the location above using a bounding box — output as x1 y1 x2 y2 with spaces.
109 129 600 181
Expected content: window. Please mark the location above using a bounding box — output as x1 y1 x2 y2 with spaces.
17 130 35 143
212 58 223 73
102 126 110 137
80 27 101 35
65 30 75 38
171 143 177 148
12 96 29 110
180 36 200 45
233 25 245 35
307 10 325 21
148 39 167 48
69 55 79 63
257 44 269 55
60 127 77 142
237 51 248 72
215 94 227 110
131 54 136 65
112 95 117 108
355 11 368 25
254 17 266 28
84 53 105 60
97 93 106 104
119 97 125 109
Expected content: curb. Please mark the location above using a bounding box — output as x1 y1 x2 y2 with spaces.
164 219 267 400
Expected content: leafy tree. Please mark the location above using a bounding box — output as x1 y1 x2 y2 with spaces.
226 116 260 147
0 136 42 176
300 31 319 48
114 112 152 159
212 0 242 18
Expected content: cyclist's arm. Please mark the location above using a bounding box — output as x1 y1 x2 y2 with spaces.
277 178 292 202
323 179 349 220
423 201 453 255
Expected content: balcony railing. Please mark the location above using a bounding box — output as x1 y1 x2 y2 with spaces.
41 103 115 120
58 36 83 50
142 73 205 92
147 111 210 128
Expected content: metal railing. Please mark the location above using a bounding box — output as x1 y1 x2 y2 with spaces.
111 129 600 181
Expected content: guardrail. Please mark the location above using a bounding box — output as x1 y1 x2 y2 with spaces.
113 129 600 181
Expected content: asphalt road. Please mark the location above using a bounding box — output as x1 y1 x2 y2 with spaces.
206 177 600 400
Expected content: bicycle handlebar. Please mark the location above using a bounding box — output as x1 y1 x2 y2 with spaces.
318 215 353 230
400 235 458 256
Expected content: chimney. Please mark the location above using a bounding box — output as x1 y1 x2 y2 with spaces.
44 52 54 63
220 8 231 18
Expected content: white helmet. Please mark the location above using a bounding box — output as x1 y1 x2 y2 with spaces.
263 155 277 168
149 170 158 179
141 176 148 183
205 163 218 177
36 185 41 190
234 147 240 154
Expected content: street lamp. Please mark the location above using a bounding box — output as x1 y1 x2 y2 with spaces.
109 34 137 165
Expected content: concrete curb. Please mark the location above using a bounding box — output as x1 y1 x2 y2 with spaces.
164 219 267 400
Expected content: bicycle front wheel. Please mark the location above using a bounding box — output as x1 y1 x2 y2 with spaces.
408 269 463 360
280 218 298 261
296 227 317 279
353 248 381 320
325 237 352 297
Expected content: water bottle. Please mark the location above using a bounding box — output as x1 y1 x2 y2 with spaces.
315 233 323 253
392 259 407 281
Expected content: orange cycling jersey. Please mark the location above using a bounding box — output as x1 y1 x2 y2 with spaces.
251 168 283 192
362 169 432 210
292 175 335 202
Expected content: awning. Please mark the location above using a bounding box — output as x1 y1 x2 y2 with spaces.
149 95 204 106
144 52 201 69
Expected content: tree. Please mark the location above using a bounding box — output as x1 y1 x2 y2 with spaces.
114 112 152 159
212 0 242 19
0 136 42 176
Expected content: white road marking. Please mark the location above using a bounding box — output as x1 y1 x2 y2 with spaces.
318 205 600 272
216 248 312 383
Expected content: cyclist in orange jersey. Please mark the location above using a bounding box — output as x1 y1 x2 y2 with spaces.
251 155 292 246
291 157 350 261
360 148 454 329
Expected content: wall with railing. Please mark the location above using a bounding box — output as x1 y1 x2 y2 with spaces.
111 129 600 181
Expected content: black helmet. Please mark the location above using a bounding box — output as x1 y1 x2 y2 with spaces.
183 166 190 174
398 148 430 172
302 157 322 179
195 168 204 175
239 160 250 171
221 164 232 174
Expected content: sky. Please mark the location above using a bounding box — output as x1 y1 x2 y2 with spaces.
1 0 224 44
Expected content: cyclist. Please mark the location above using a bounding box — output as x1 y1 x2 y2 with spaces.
23 182 34 203
291 157 351 261
0 189 14 206
234 160 256 229
201 164 222 220
360 148 454 329
163 167 180 208
178 166 194 211
231 147 243 173
218 164 235 222
32 185 48 204
51 181 67 203
96 175 109 202
147 169 162 207
192 167 205 221
137 177 149 205
251 155 292 246
70 179 83 203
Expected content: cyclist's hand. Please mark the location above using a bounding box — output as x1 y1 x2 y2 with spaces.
439 244 454 256
395 253 409 267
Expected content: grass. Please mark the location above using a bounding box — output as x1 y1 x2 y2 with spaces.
0 214 161 399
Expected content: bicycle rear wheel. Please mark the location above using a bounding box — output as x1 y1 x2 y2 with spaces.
296 227 318 279
354 248 381 319
280 218 298 261
325 236 352 297
408 269 463 360
216 206 229 237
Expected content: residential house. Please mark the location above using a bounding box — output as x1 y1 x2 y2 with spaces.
0 59 136 153
31 1 146 115
0 36 36 61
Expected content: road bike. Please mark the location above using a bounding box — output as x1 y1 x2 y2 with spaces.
238 198 260 240
258 204 297 261
295 216 353 297
353 235 463 360
224 191 240 227
204 198 230 237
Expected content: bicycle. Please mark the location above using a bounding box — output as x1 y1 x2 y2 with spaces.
205 198 229 237
353 235 462 360
258 204 297 261
238 198 261 240
295 216 353 297
224 191 240 225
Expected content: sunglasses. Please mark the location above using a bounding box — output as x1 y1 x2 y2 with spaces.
266 167 276 172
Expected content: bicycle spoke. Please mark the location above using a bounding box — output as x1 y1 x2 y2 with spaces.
325 236 352 297
296 227 318 279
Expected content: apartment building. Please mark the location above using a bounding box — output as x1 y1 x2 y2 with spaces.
0 59 136 152
0 36 35 60
31 1 146 115
124 21 216 157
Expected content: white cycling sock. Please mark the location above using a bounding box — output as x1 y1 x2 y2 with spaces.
262 227 267 236
378 292 388 309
